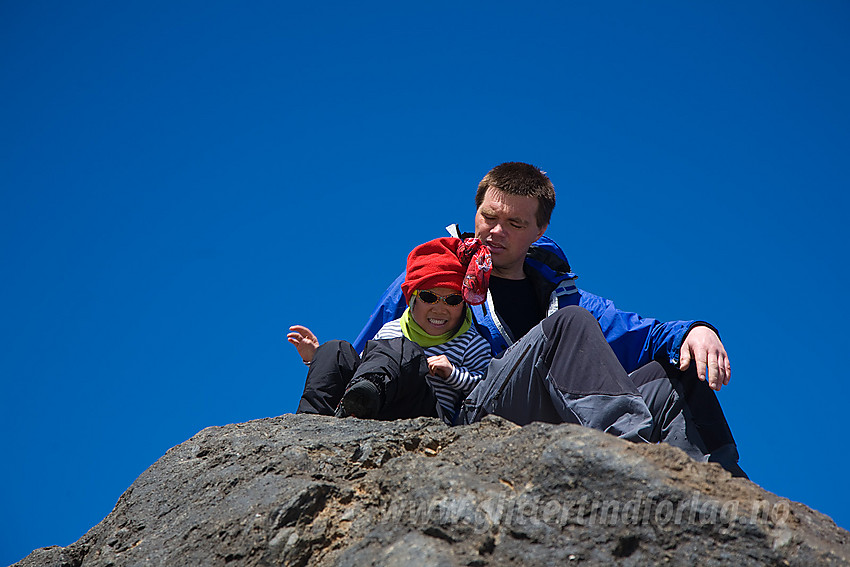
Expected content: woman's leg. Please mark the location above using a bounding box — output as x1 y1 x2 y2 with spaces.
296 340 359 415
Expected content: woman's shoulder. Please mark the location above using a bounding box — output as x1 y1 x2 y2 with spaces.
446 324 489 348
373 318 404 339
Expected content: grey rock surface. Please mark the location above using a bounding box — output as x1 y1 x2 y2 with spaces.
15 414 850 566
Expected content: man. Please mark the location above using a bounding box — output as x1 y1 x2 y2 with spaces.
354 162 745 477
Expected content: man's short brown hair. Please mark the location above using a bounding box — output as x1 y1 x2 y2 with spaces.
475 162 556 229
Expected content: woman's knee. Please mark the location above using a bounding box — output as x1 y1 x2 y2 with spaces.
321 339 352 349
312 340 359 370
317 339 356 355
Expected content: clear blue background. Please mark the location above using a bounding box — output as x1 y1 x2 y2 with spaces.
2 1 848 564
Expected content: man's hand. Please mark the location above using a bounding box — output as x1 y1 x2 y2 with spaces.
287 325 320 364
427 355 454 379
679 326 731 391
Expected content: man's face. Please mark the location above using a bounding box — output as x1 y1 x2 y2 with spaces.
474 187 547 279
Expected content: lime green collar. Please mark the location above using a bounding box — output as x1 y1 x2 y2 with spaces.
399 306 471 347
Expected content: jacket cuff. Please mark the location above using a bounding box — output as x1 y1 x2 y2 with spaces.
670 320 720 365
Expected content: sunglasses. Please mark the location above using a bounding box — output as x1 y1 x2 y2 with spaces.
413 290 464 306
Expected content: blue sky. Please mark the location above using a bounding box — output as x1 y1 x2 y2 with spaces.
2 1 849 563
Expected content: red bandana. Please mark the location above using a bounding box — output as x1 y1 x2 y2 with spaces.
457 238 491 306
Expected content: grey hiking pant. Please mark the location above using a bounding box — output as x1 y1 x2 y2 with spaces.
457 306 653 442
457 306 745 477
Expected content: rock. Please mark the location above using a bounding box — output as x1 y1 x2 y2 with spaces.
14 414 850 566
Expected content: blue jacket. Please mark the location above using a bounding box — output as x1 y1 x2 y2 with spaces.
353 227 711 374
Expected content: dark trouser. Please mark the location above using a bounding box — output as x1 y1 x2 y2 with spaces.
296 338 440 420
631 361 746 477
457 306 745 476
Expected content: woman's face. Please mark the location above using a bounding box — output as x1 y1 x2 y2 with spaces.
411 286 465 336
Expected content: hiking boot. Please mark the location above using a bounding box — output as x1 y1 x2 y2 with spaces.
708 443 749 479
335 375 384 419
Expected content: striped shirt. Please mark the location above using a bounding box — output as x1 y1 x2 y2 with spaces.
373 319 492 421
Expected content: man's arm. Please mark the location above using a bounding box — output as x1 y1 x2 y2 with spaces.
577 289 728 383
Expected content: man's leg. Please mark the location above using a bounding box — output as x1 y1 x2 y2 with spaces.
630 361 747 478
459 306 653 443
296 340 359 415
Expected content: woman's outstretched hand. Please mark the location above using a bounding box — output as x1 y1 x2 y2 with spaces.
287 325 320 364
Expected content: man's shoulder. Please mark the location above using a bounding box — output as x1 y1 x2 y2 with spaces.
524 239 575 284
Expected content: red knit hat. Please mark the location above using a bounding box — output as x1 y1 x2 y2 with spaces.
401 237 491 305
